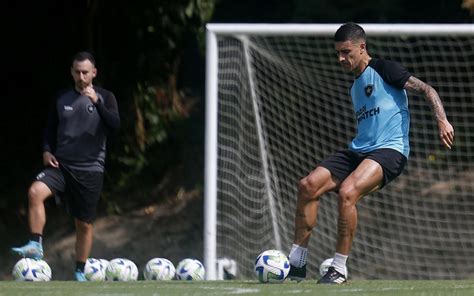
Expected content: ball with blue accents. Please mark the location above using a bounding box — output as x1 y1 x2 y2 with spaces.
105 258 138 281
254 249 290 283
12 258 52 281
175 258 205 280
143 258 176 280
84 258 109 281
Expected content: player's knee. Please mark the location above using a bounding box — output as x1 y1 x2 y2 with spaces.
338 185 357 208
27 184 46 204
298 177 316 200
75 220 93 234
75 219 92 231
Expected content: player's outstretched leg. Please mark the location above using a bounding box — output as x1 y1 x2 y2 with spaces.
317 266 347 284
11 240 44 259
12 181 51 260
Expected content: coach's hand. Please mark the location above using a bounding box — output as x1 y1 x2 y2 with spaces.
43 151 59 168
438 119 454 150
82 86 98 103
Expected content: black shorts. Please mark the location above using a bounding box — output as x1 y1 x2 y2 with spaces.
34 165 104 223
318 148 407 188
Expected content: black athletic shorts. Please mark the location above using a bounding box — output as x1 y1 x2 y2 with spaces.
318 148 407 188
34 165 104 223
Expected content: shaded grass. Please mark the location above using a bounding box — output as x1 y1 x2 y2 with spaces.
1 280 474 296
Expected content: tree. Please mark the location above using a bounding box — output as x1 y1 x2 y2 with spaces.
84 0 216 201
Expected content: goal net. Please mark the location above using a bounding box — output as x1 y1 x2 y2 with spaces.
204 24 474 280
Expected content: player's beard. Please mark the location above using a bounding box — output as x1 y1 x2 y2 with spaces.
340 61 351 71
76 81 90 91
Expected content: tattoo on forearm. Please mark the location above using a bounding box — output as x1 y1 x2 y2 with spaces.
405 76 447 121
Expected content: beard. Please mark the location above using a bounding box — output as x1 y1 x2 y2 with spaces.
76 81 90 91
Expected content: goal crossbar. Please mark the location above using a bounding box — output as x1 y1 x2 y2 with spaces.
206 23 474 36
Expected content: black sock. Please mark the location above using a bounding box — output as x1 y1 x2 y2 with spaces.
76 261 86 273
30 233 43 244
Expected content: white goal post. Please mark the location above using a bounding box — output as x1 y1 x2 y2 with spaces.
204 23 474 280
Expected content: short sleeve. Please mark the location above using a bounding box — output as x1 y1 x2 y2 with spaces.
370 59 411 89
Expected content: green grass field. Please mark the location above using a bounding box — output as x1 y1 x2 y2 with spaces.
1 280 474 296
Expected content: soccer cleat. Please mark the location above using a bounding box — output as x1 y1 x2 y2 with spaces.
11 241 44 260
287 264 306 282
317 266 347 284
75 270 87 282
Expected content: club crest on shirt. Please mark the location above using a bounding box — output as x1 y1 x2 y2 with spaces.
364 84 374 97
87 104 95 114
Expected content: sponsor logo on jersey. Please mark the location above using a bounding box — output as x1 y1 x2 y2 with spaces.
64 106 73 111
356 104 380 123
36 172 46 180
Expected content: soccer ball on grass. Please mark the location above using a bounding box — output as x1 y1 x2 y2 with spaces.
12 258 52 281
84 258 109 281
254 249 290 283
105 258 138 281
143 258 176 280
175 258 205 280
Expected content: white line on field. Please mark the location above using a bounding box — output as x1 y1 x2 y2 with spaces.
200 286 261 294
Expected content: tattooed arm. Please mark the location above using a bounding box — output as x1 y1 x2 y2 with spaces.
404 76 455 149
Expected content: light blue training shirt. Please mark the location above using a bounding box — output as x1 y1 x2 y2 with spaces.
349 58 412 158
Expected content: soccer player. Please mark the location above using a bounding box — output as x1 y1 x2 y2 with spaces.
12 51 120 281
287 23 454 284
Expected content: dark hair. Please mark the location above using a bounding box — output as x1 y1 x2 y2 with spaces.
72 51 96 66
334 22 366 43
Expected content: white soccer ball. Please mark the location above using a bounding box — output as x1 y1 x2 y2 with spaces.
319 258 348 278
143 258 176 280
105 258 138 281
99 259 110 268
84 258 109 281
35 259 52 279
254 249 290 283
175 258 205 280
12 258 52 281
